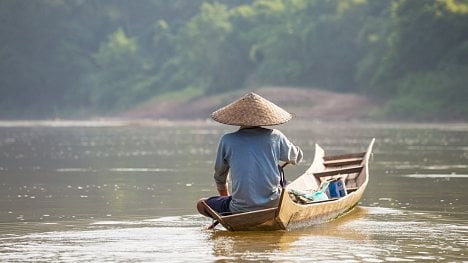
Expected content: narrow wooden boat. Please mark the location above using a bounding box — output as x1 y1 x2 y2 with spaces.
202 138 375 231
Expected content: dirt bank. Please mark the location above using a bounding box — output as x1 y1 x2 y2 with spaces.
120 87 379 121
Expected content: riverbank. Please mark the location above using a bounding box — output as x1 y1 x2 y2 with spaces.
120 87 379 121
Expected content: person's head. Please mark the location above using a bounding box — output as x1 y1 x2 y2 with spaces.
211 92 292 127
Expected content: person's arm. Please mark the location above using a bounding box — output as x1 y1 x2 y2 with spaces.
288 145 303 164
278 130 303 165
213 137 230 195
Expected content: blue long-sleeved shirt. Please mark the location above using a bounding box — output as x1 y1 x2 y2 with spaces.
213 127 303 213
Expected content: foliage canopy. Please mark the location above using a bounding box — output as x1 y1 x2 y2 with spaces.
0 0 467 120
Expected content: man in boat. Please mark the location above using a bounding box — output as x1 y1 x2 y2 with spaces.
196 92 303 219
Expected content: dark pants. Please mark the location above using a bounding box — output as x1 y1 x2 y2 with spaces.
204 196 232 217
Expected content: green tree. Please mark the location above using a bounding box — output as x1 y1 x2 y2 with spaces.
165 2 233 93
87 28 148 111
242 0 368 91
0 0 82 117
362 0 468 118
0 0 467 120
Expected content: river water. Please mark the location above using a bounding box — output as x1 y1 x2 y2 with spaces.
0 120 466 262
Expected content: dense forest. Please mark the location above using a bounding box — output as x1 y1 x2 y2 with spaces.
0 0 467 120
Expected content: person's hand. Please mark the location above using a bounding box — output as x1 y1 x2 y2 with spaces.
216 182 229 196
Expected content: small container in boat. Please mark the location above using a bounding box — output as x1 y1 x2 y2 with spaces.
328 178 347 198
309 181 330 201
310 191 328 201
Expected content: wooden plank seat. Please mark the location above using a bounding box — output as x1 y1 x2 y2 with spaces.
323 152 365 161
324 157 363 167
313 165 364 178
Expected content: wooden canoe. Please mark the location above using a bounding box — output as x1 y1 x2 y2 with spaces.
202 138 375 231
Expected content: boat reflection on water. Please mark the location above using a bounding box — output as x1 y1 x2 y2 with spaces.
209 207 370 260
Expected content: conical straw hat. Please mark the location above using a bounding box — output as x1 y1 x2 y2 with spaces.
211 92 292 126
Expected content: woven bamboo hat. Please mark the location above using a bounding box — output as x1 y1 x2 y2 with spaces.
211 92 292 126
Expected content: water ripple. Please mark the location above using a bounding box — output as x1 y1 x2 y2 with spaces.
403 174 468 178
2 208 466 262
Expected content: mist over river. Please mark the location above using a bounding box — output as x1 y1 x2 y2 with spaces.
0 120 466 262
